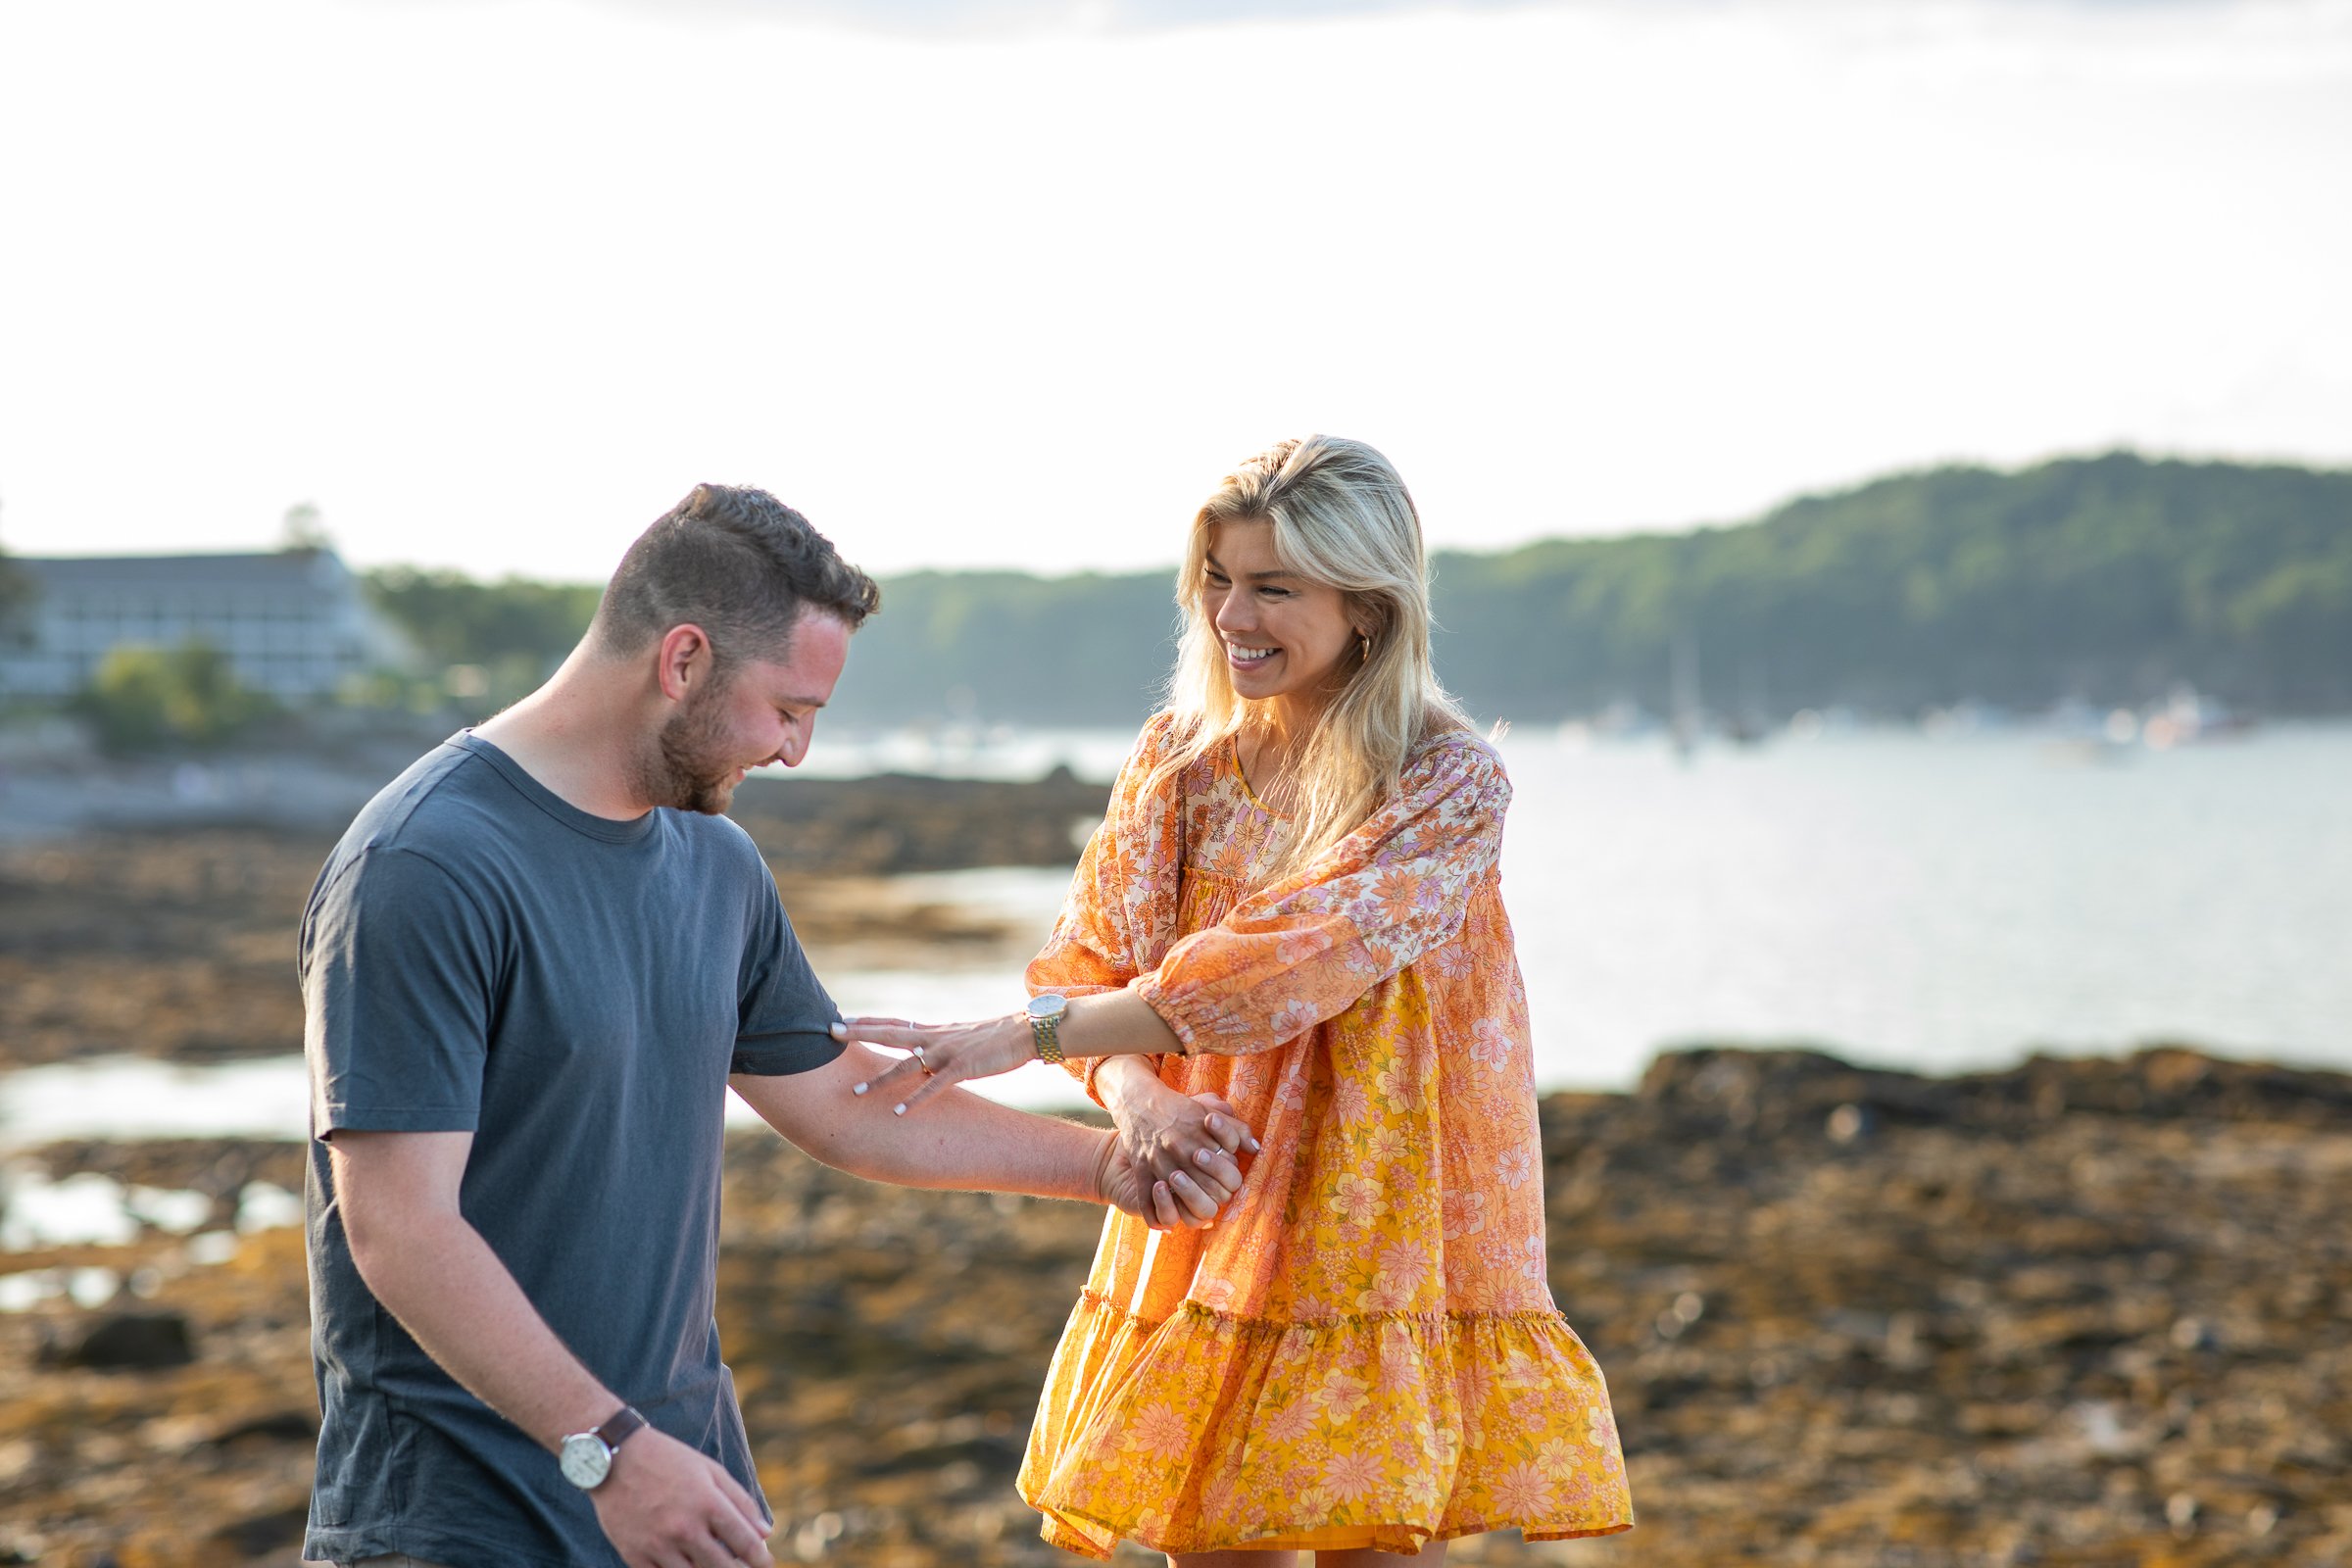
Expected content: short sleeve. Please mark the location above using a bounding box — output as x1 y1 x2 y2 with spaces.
1134 732 1508 1056
731 877 847 1077
302 846 502 1139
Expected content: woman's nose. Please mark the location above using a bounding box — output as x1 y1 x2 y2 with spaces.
1214 594 1254 633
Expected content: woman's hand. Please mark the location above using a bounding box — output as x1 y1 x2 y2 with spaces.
1096 1056 1259 1217
1093 1131 1234 1231
838 1012 1038 1114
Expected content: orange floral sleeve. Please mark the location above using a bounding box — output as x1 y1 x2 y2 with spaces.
1025 713 1186 1102
1134 730 1508 1056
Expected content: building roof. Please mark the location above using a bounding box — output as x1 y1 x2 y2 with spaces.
12 550 351 591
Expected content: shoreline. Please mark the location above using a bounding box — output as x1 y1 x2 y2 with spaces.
0 765 1106 1075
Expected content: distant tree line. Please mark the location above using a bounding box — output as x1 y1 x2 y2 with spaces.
361 567 607 710
351 452 2351 728
363 566 606 671
1427 452 2352 723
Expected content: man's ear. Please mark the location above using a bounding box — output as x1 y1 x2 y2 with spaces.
655 624 716 703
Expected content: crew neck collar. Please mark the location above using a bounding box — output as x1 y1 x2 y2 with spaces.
451 731 661 845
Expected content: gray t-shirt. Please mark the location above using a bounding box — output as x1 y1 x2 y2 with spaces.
298 733 841 1568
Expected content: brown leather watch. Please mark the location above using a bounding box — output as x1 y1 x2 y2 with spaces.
558 1404 647 1491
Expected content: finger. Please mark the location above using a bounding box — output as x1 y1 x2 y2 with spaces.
710 1465 774 1542
852 1055 925 1101
1144 1147 1195 1187
893 1044 982 1113
1203 1109 1260 1161
710 1517 772 1568
1193 1147 1246 1193
838 1021 929 1052
1185 1168 1235 1206
1151 1180 1181 1230
838 1015 919 1031
891 1066 963 1116
1167 1168 1219 1222
1198 1101 1261 1154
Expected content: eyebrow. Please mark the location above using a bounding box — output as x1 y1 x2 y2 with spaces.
1203 551 1299 583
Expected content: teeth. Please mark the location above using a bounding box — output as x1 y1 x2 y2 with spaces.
1229 646 1277 663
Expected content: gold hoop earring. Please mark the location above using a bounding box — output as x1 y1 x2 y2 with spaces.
1356 632 1372 662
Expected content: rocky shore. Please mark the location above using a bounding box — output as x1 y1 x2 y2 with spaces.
3 1047 2347 1567
4 768 2346 1564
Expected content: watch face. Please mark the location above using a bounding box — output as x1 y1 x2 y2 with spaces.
560 1434 612 1489
1026 993 1067 1020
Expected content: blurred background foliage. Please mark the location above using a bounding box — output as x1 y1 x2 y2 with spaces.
74 643 279 754
361 568 604 673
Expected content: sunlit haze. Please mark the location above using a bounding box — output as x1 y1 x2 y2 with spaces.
2 0 2347 580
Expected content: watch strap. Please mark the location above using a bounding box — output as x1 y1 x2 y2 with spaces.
1030 1008 1064 1064
595 1404 647 1453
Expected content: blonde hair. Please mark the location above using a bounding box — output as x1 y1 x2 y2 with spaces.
1152 434 1468 879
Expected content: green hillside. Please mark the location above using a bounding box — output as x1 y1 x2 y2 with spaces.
361 451 2352 727
1425 451 2352 723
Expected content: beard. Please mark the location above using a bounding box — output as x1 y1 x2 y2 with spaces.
631 678 743 815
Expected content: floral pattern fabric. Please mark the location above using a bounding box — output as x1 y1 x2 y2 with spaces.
1015 713 1635 1558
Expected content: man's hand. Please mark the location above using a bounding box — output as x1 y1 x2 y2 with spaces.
1097 1057 1258 1216
589 1426 773 1568
1097 1133 1220 1230
1091 1096 1257 1231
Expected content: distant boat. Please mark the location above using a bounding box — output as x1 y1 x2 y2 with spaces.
1669 627 1702 761
2141 686 2257 749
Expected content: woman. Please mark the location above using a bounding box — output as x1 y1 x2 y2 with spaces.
846 435 1634 1563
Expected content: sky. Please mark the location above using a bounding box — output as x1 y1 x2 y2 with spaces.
1 0 2348 581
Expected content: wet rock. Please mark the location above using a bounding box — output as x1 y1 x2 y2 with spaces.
728 769 1110 877
8 1046 2351 1565
207 1409 316 1447
208 1502 308 1558
38 1310 193 1370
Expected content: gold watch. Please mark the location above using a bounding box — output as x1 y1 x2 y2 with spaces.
1025 994 1068 1064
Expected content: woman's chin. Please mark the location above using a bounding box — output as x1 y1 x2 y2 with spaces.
1226 655 1286 694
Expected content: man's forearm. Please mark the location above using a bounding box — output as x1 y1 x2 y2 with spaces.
734 1046 1109 1200
349 1205 620 1449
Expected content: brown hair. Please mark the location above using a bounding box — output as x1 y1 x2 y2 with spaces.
591 483 881 668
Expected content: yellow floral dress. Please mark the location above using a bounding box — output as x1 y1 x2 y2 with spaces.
1016 712 1635 1558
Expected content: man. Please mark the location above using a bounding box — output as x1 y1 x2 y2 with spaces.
299 484 1247 1568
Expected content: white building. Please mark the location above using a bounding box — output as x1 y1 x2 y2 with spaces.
0 548 410 702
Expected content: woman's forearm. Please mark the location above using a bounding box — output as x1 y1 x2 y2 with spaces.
1058 987 1182 1058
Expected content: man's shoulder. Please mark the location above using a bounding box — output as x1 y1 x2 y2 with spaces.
665 806 771 882
336 736 510 860
308 739 545 918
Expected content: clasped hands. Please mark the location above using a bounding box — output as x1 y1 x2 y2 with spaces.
835 1013 1259 1232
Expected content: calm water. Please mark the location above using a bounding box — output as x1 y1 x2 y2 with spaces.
3 722 2346 1150
1496 720 2350 1088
